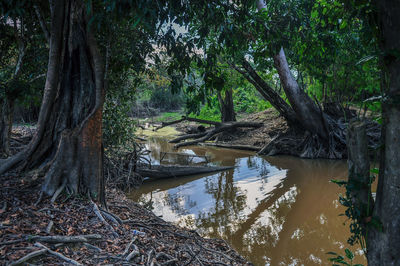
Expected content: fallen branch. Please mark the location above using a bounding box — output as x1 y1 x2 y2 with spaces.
169 132 208 143
91 201 118 238
155 116 221 131
45 220 53 234
201 142 261 152
122 236 137 257
174 122 263 148
34 242 81 265
30 234 102 243
9 248 47 266
125 244 140 261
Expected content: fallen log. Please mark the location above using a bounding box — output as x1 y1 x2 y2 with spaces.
30 234 102 243
155 116 221 131
174 121 263 148
201 143 261 152
137 165 234 179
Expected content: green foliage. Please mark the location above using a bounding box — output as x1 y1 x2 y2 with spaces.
331 175 382 252
327 249 363 266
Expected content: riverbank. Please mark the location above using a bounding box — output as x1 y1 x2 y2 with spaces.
161 109 288 151
0 126 251 265
0 171 250 265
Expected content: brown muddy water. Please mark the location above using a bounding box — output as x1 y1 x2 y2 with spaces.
128 136 366 265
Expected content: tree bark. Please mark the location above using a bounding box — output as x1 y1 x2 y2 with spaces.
0 18 26 156
0 97 14 156
0 0 105 204
217 89 236 122
347 120 374 242
239 60 298 125
273 48 329 140
367 0 400 264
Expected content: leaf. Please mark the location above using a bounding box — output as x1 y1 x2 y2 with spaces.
345 249 354 260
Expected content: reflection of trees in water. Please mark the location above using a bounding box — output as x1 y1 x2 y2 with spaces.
162 192 197 216
197 169 247 237
246 156 270 177
234 157 358 265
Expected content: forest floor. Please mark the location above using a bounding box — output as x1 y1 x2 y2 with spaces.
0 128 251 265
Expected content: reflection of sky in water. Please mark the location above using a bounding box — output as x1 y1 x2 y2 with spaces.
137 156 286 226
130 137 366 265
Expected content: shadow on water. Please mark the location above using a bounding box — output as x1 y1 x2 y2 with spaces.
128 137 366 265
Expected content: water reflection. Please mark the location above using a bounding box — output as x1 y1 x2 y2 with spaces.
129 137 366 265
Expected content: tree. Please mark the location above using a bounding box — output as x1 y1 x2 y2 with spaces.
365 0 400 263
0 0 106 203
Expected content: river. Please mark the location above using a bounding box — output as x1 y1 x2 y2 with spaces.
128 134 366 265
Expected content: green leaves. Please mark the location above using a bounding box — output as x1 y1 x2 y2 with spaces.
327 249 362 266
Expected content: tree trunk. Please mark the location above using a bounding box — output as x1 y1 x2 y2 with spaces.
367 0 400 264
0 97 14 156
0 0 105 204
217 89 236 122
273 48 329 140
346 120 374 248
238 60 298 125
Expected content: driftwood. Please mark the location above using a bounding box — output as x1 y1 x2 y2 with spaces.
201 142 261 152
136 164 234 179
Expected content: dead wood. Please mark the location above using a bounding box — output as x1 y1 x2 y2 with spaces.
30 234 102 243
201 142 261 152
9 248 47 266
91 201 119 238
34 242 81 265
173 121 263 148
155 116 221 131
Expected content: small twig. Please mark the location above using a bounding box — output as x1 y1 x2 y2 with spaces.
9 248 47 266
45 220 53 234
125 244 140 261
146 249 155 265
34 192 43 206
83 242 102 252
0 239 25 246
122 236 137 257
34 242 81 265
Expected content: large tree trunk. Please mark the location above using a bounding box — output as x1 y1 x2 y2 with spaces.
0 0 105 203
367 0 400 264
273 48 329 140
0 97 14 156
239 60 298 125
217 89 236 122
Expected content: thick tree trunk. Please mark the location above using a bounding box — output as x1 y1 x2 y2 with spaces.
273 48 329 140
217 89 236 122
0 0 105 203
0 97 14 156
239 60 298 125
367 1 400 264
346 120 374 247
